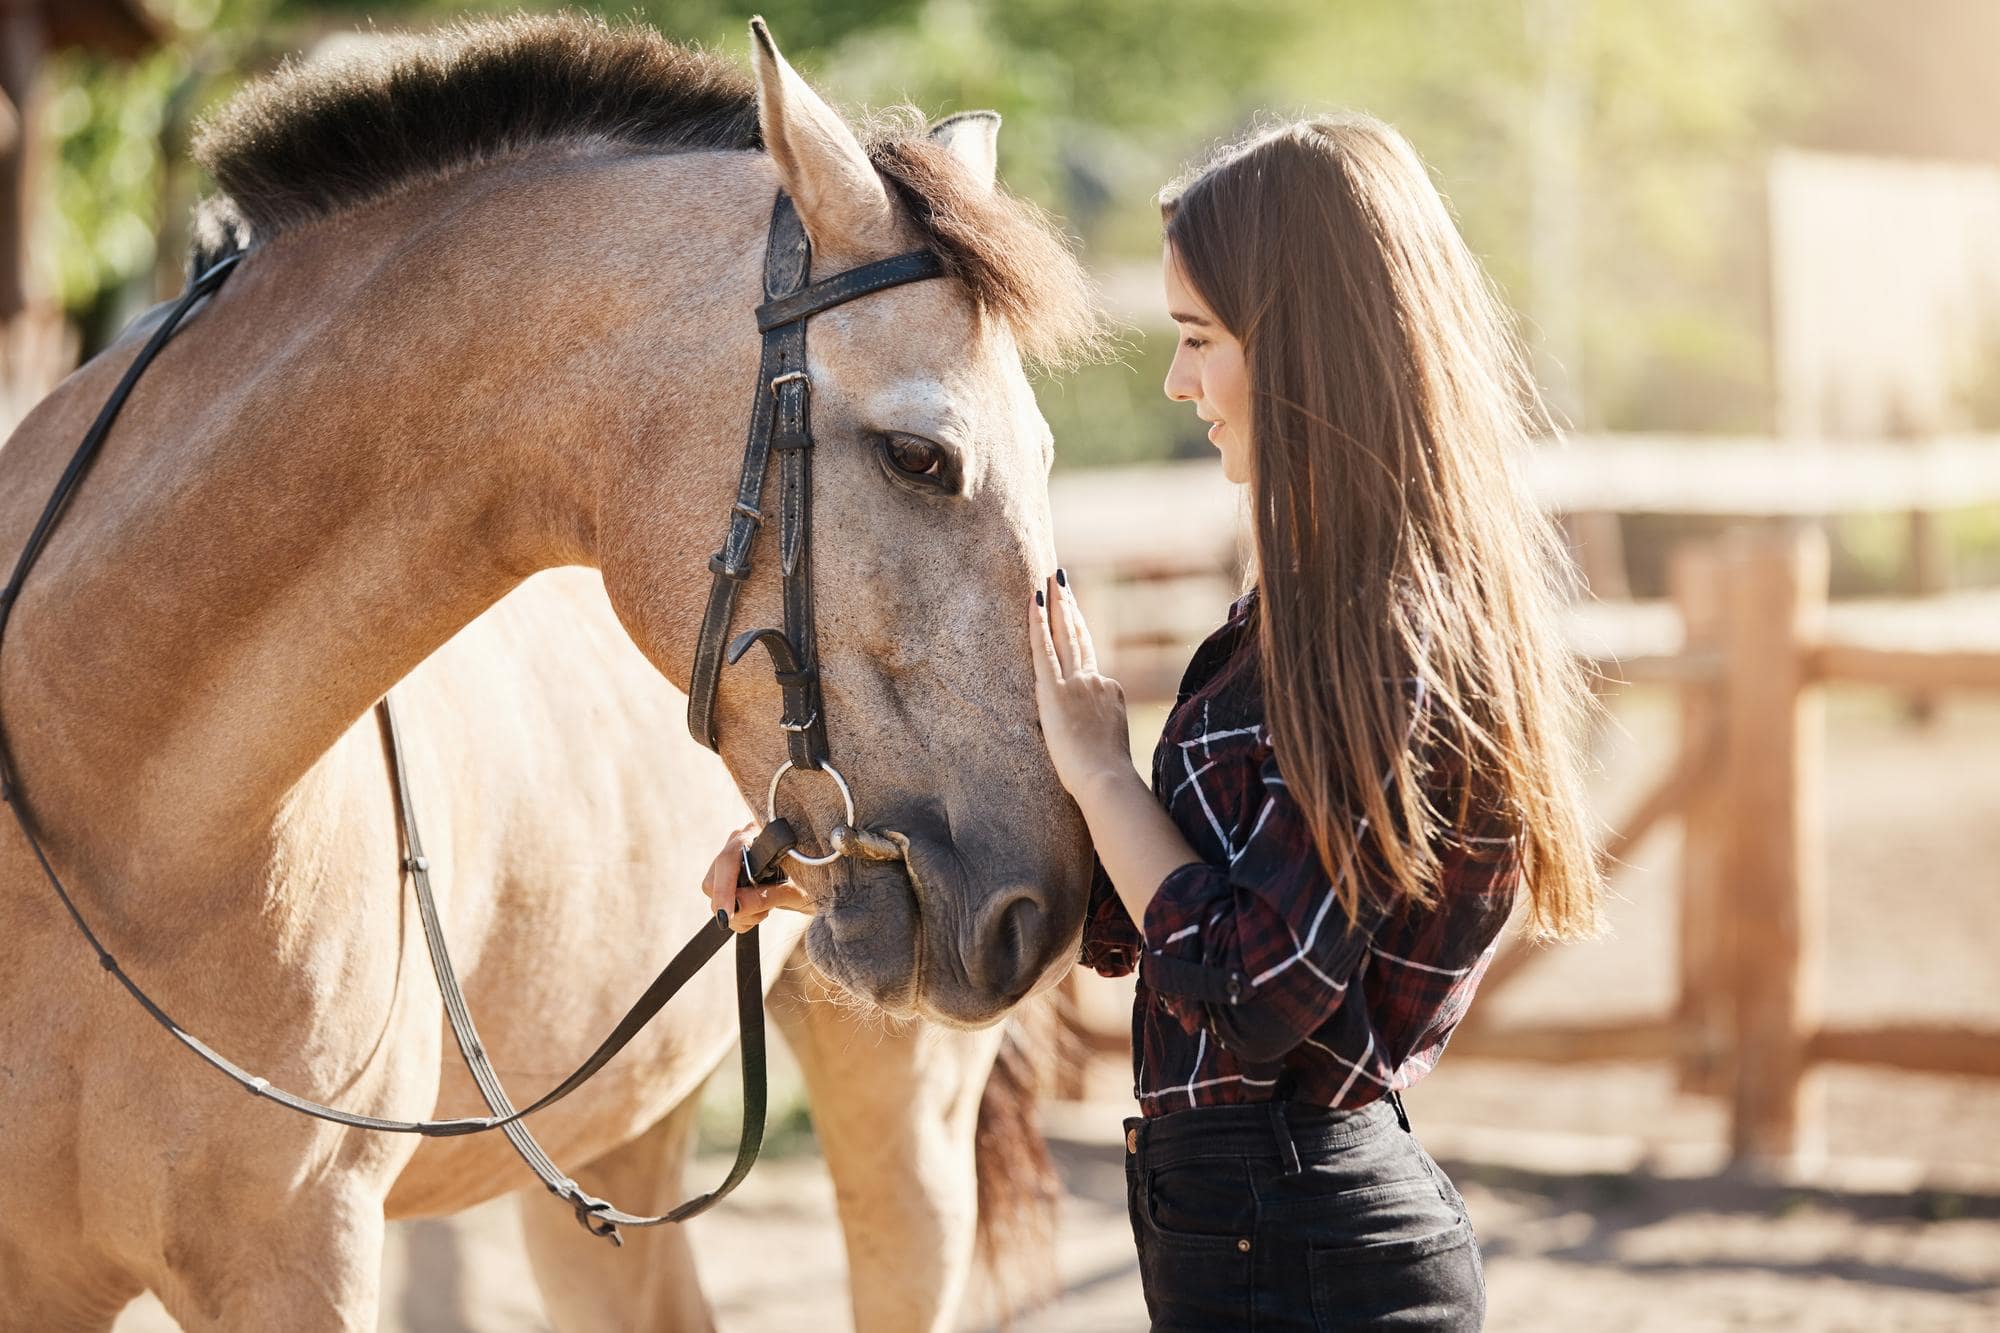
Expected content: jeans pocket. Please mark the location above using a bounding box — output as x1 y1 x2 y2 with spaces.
1308 1218 1483 1331
1145 1155 1258 1243
1133 1156 1256 1330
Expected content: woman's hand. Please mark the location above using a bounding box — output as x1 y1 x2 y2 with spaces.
1029 569 1134 799
703 819 817 934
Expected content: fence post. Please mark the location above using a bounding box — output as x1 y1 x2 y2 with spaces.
1669 541 1727 1096
1721 524 1828 1166
1904 503 1947 723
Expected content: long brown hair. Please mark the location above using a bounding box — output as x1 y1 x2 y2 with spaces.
1162 115 1602 939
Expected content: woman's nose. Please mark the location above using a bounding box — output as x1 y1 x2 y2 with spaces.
1163 351 1196 403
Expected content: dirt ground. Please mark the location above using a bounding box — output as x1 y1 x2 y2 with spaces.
112 689 2000 1330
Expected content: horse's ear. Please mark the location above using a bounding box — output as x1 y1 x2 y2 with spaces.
927 111 1000 195
750 18 896 251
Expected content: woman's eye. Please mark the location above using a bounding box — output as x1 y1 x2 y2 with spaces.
1181 336 1207 350
886 435 944 478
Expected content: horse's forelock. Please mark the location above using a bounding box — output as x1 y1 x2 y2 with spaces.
869 129 1112 374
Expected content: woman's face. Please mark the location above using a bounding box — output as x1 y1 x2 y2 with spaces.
1162 243 1251 485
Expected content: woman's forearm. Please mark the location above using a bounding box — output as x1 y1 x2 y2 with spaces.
1077 766 1205 930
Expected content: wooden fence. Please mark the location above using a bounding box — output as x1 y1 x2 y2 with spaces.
1448 524 2000 1164
1049 470 2000 1165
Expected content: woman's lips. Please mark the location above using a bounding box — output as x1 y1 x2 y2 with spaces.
1207 420 1223 442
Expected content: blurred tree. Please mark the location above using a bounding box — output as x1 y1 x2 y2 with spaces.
1039 1 1807 457
37 0 1813 450
36 0 275 344
2 0 166 423
281 0 925 55
1266 0 1806 432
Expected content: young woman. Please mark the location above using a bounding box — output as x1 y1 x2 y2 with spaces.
706 113 1601 1329
1024 116 1603 1329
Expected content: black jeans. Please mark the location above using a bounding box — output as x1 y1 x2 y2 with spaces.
1123 1095 1484 1331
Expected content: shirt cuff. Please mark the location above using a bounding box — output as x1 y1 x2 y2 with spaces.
1077 852 1139 977
1138 861 1242 1031
1141 861 1228 954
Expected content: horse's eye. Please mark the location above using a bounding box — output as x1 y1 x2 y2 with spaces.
887 435 943 477
877 433 957 495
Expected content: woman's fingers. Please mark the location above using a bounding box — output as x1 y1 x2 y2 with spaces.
705 842 739 915
1033 568 1099 685
729 885 765 932
763 879 816 915
726 878 816 933
701 820 821 933
1057 569 1098 674
1029 582 1064 686
704 820 771 921
1046 571 1079 677
728 884 765 932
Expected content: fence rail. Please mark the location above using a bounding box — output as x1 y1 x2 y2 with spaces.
1050 441 2000 1168
1426 527 1999 1163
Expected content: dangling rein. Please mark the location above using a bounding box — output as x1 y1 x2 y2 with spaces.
0 187 944 1246
0 247 776 1240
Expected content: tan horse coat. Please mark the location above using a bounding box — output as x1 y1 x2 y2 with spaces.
0 20 1088 1329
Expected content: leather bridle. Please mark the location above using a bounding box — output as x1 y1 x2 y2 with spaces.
0 189 948 1245
687 190 943 873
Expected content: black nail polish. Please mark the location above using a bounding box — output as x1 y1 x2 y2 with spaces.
1056 568 1068 588
1035 589 1045 606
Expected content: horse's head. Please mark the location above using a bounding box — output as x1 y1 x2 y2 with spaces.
597 23 1107 1026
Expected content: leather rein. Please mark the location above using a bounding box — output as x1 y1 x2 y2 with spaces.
0 190 946 1244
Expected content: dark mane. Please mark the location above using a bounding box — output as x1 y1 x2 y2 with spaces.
192 13 1107 368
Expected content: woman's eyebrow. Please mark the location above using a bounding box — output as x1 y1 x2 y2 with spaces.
1169 310 1213 327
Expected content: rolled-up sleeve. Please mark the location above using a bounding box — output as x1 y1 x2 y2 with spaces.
1078 851 1140 977
1137 742 1392 1065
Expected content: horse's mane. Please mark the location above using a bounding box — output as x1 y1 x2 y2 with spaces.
192 13 1107 369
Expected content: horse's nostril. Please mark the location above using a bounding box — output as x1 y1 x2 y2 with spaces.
969 889 1048 1000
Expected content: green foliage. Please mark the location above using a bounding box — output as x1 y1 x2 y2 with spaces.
39 49 178 310
39 0 278 317
1835 507 2000 595
1040 338 1210 472
1259 0 1808 433
42 0 1807 442
812 0 1317 233
280 0 926 52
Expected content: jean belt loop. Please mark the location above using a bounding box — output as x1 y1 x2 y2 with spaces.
1268 1101 1302 1175
1387 1088 1412 1133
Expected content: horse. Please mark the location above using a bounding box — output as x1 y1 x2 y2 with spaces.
0 15 1106 1329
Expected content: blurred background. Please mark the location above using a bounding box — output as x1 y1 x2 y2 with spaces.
11 1 1996 1329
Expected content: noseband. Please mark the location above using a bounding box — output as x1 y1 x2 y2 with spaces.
0 189 947 1245
686 191 943 872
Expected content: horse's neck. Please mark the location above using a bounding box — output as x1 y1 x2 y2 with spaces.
1 155 748 877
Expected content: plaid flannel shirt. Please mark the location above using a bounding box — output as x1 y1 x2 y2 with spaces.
1080 588 1522 1115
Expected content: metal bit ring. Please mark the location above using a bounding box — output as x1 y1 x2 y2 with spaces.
765 760 856 867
